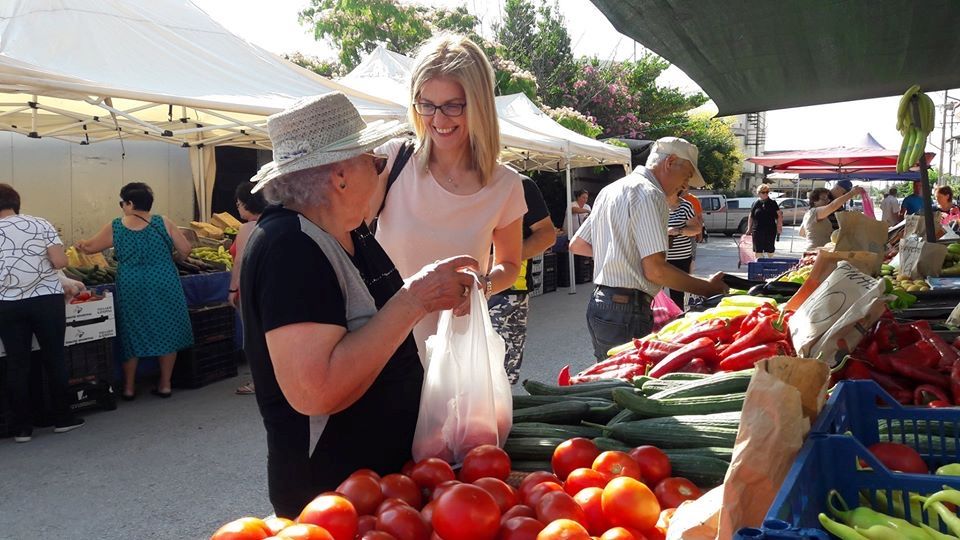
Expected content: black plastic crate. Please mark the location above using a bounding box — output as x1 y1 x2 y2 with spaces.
63 338 114 385
173 340 238 389
556 253 593 287
188 303 235 345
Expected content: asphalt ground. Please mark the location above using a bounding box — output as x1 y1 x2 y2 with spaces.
0 227 805 539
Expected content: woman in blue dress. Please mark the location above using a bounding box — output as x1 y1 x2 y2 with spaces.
77 182 193 400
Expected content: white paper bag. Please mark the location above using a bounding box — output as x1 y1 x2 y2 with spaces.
411 284 513 463
899 235 924 279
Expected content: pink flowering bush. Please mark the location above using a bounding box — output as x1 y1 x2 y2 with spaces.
562 60 649 139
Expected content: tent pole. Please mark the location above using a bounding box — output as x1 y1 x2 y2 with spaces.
198 146 207 222
565 160 576 295
790 177 800 253
920 151 936 242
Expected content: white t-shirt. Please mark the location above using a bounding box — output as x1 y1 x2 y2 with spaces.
563 201 591 235
0 214 65 301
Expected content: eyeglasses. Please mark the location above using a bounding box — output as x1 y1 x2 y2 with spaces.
365 153 388 175
414 101 466 117
759 191 770 195
118 201 126 208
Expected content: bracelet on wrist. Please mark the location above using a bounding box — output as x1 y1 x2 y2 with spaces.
229 288 238 293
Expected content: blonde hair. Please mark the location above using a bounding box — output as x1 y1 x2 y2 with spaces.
756 183 771 195
409 34 500 185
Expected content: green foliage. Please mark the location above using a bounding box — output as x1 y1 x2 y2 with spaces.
626 53 708 139
543 106 602 139
282 52 345 78
299 0 477 71
672 114 743 191
491 57 539 101
495 0 536 70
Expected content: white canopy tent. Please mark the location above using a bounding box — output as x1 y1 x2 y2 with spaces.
341 46 633 292
0 0 407 219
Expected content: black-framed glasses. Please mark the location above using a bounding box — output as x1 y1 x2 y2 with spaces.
759 191 770 195
118 200 126 208
413 101 466 117
366 153 388 175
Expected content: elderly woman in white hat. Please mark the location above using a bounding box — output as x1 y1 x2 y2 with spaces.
241 92 478 518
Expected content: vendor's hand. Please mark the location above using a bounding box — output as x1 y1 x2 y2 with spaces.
61 276 86 300
228 291 240 309
404 255 479 316
853 186 867 197
707 272 729 296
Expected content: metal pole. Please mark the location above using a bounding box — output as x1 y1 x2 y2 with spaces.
565 160 576 294
941 91 949 182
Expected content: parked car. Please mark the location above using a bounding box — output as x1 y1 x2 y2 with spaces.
774 197 810 225
695 194 752 236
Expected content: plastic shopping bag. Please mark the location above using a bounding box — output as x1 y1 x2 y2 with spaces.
651 290 683 331
411 284 513 463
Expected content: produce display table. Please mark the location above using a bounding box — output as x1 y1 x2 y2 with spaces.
93 270 230 307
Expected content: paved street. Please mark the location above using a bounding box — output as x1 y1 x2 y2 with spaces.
0 228 805 539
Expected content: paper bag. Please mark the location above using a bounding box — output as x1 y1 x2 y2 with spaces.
785 251 882 311
834 211 888 258
715 357 831 538
898 235 947 279
903 213 945 240
788 261 886 367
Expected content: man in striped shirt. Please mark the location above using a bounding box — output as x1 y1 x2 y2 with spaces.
570 137 729 360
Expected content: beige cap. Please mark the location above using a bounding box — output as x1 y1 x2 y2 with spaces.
650 137 706 188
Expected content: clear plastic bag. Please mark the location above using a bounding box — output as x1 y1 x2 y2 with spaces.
411 284 513 463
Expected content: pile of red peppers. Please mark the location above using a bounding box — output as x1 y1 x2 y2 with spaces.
558 303 797 386
835 311 960 406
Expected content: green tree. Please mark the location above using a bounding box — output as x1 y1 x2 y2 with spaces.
299 0 478 71
675 114 743 190
282 52 345 78
495 0 536 69
530 2 576 107
625 53 708 139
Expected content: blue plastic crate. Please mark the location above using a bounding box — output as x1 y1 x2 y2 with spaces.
733 380 960 539
747 258 799 281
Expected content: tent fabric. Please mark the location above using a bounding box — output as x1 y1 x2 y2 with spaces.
748 146 936 175
339 45 632 171
589 0 960 116
0 0 406 149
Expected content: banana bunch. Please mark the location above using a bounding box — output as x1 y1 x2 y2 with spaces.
190 245 233 270
896 85 936 173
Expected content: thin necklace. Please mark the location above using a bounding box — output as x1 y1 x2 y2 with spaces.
429 166 455 183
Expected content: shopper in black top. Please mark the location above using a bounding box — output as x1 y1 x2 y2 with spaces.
241 93 478 518
747 184 782 258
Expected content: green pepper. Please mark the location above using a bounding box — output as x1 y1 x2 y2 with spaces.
918 522 959 540
925 500 960 538
820 513 871 540
922 488 960 511
936 464 960 477
855 525 907 540
828 490 935 540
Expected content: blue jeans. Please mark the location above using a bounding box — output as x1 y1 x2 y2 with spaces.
586 286 653 361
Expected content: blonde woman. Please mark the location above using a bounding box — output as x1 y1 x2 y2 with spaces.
370 34 525 365
746 184 782 258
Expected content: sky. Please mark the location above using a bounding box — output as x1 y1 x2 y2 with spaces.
190 0 957 160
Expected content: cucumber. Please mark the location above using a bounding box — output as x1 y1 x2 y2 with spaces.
649 371 754 400
512 401 591 425
594 419 739 448
584 403 622 423
510 422 603 439
663 453 730 488
511 460 553 473
639 379 685 396
660 372 712 381
606 408 640 427
631 375 654 389
612 388 745 417
522 379 632 397
663 446 735 462
593 437 631 452
512 395 613 409
503 437 564 461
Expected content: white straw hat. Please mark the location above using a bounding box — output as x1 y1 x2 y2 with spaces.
251 92 407 193
649 137 707 188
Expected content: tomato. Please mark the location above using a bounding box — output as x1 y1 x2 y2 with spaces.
376 498 412 516
411 459 457 493
276 524 336 540
518 472 561 503
599 527 646 540
592 451 643 481
865 442 929 474
432 483 502 540
264 517 295 536
627 447 671 486
211 517 272 540
601 477 660 532
524 482 565 509
358 516 378 536
381 474 424 509
420 500 437 525
473 477 520 513
338 474 385 515
501 505 537 524
653 478 701 510
551 438 601 481
361 532 397 540
460 445 512 483
571 487 610 536
297 494 359 540
535 492 587 527
535 519 590 540
563 468 611 496
432 480 462 502
376 504 430 540
352 469 383 481
401 460 417 477
498 517 545 540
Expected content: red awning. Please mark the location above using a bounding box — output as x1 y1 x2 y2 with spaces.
747 147 936 175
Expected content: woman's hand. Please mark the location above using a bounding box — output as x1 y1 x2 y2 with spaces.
403 256 479 316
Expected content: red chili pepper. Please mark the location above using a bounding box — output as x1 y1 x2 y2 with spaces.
579 347 643 376
908 321 960 370
872 319 899 353
839 358 873 380
571 363 647 383
928 400 953 408
648 337 719 378
717 341 787 372
867 369 915 405
635 339 686 366
679 357 712 374
676 318 730 345
878 340 942 372
893 324 921 349
884 343 949 388
737 306 765 336
951 362 960 405
557 365 571 386
914 384 952 406
720 315 786 360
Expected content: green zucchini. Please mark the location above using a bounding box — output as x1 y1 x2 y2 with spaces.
592 437 631 452
606 408 640 427
663 446 735 462
612 388 745 417
512 394 613 410
663 453 730 487
510 422 603 439
639 379 684 396
522 379 631 396
511 460 553 473
513 401 591 424
503 437 564 461
649 371 754 400
594 419 738 448
660 372 712 381
584 403 623 423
